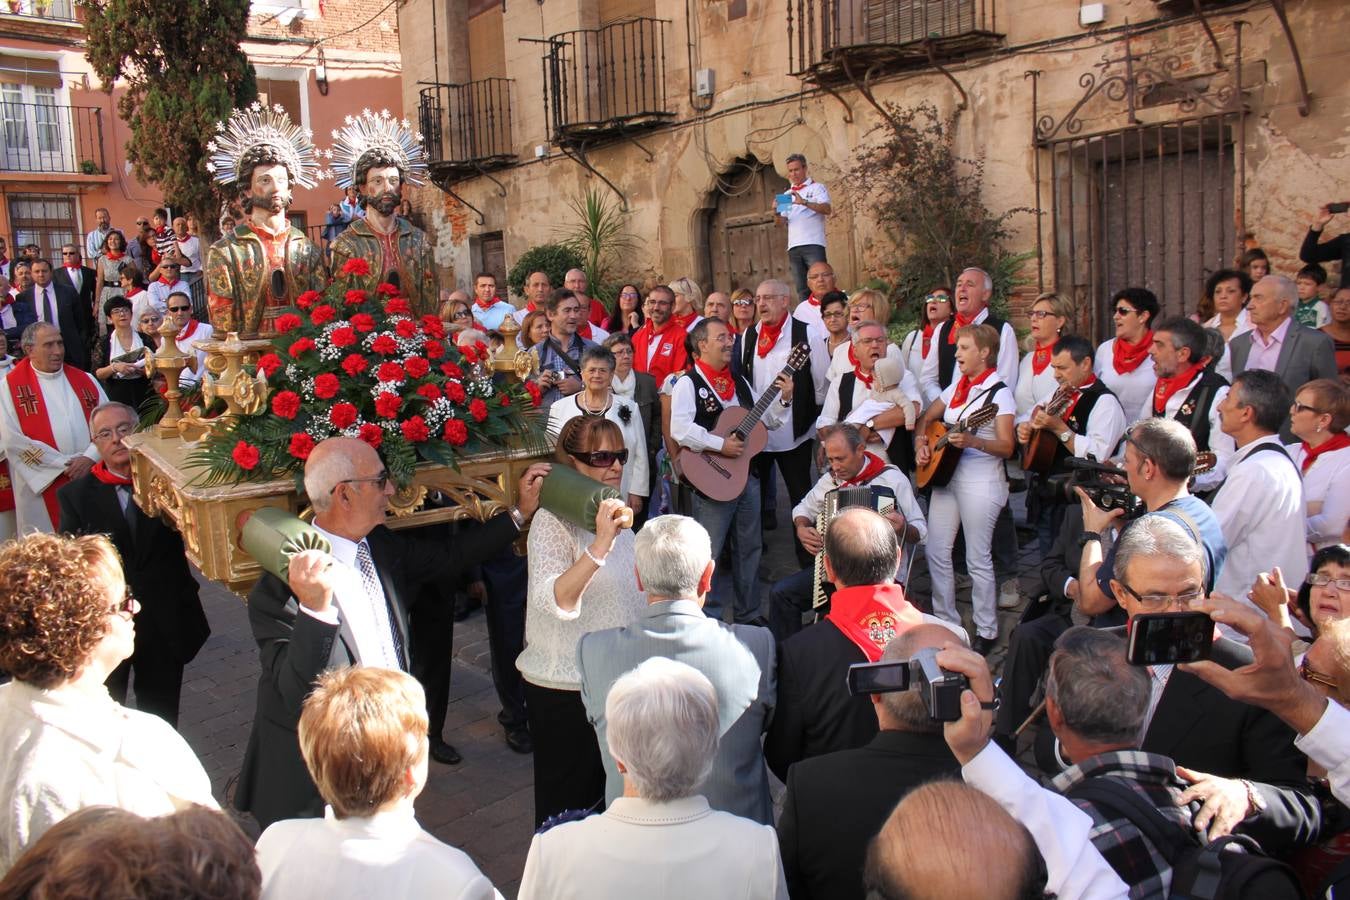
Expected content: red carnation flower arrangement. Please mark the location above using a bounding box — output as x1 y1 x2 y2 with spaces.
189 265 543 486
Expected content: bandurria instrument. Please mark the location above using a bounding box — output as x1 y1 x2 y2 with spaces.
679 343 811 502
915 402 1000 489
812 485 897 608
1020 384 1075 474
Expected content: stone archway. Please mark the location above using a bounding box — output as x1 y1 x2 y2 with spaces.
698 157 793 295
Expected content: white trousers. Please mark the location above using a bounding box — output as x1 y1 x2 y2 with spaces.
926 476 1008 640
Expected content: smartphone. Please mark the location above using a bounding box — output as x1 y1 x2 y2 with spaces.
846 660 911 695
1126 611 1214 666
1328 202 1350 214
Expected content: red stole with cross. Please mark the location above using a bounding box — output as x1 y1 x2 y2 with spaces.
826 583 926 661
7 359 100 523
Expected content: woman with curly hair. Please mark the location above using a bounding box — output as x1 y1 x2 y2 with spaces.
0 532 216 877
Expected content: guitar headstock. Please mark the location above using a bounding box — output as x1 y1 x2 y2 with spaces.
785 343 811 373
1193 451 1217 476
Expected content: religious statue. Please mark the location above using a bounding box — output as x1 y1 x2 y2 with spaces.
204 103 327 338
326 110 439 317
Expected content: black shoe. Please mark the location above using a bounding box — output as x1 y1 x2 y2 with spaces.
972 635 998 656
429 738 463 765
505 726 533 754
453 596 481 622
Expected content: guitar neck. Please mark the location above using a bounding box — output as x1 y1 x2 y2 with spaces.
733 359 795 438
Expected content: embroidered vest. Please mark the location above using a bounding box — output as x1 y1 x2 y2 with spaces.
1050 380 1114 470
686 367 754 433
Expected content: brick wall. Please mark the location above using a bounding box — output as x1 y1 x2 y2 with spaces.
248 0 400 54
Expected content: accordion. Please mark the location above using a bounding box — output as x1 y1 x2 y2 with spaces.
812 484 897 608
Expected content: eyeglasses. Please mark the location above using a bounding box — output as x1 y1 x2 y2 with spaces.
1300 657 1340 692
570 448 627 467
1114 306 1138 317
924 294 951 304
620 291 639 299
331 469 390 494
644 297 671 306
109 587 137 617
1307 573 1350 592
93 422 137 442
168 305 191 313
1028 310 1058 320
732 299 753 307
451 309 472 320
1291 402 1323 415
822 309 847 319
61 251 79 256
1117 581 1205 609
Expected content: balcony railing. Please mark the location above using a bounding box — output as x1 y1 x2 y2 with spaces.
0 102 105 176
1 0 77 22
788 0 1001 83
542 17 674 146
418 78 516 182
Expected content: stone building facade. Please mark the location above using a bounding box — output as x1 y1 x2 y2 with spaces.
398 0 1349 334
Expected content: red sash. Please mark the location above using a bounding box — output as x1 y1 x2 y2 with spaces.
0 460 13 512
921 323 934 358
839 451 888 487
672 311 698 331
6 359 100 524
825 584 926 661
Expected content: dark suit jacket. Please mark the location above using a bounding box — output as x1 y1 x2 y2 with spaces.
11 283 89 370
632 370 660 455
765 620 876 781
1229 320 1338 399
57 472 209 665
52 265 97 345
234 515 517 829
779 730 961 900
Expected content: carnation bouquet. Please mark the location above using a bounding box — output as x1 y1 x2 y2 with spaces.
188 258 545 486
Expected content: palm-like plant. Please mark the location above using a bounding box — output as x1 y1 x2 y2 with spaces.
555 188 638 307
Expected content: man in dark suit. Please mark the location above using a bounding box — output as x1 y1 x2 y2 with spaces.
57 401 209 727
765 508 965 780
1229 275 1338 420
578 514 776 824
234 436 548 829
778 622 962 900
52 243 97 349
11 258 88 370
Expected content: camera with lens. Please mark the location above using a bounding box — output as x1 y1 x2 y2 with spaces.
1043 456 1144 519
845 647 970 721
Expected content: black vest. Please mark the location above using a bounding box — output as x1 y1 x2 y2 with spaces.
1157 368 1228 452
740 317 819 440
936 314 1008 389
837 371 858 420
685 367 755 433
1050 379 1116 470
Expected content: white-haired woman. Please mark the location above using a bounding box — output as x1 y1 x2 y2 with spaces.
668 276 703 332
518 657 786 900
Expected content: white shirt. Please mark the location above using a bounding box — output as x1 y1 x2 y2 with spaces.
1204 309 1251 382
1014 350 1059 423
1141 371 1235 493
780 178 830 249
1094 338 1157 424
939 377 1016 485
919 308 1020 402
963 744 1130 900
105 330 148 376
174 320 215 385
791 297 825 332
257 804 501 900
792 461 928 542
815 362 920 449
303 525 404 672
547 394 650 498
1297 700 1350 808
0 680 218 876
744 318 830 452
670 368 789 454
898 328 930 392
32 284 60 326
175 235 202 272
1289 440 1350 551
1060 380 1128 463
1210 436 1308 617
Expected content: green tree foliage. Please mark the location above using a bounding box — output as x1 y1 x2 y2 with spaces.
554 188 638 308
849 102 1034 326
78 0 256 241
505 243 585 300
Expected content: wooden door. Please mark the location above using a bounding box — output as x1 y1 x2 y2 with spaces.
705 161 793 296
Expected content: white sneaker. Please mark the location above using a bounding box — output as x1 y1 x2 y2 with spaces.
997 580 1022 610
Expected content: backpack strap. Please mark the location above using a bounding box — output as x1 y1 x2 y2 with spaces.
1242 441 1300 476
1065 775 1197 867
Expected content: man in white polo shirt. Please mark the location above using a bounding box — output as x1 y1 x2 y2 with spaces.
779 153 831 304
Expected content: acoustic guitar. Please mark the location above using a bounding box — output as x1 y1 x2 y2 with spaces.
679 344 811 502
915 402 1001 489
1020 384 1075 474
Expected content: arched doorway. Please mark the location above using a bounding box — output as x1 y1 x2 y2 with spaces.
700 158 793 295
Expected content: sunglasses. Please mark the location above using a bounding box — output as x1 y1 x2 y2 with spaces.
1113 306 1138 317
924 294 951 304
168 305 191 312
109 587 137 617
332 469 390 494
733 299 753 307
451 309 472 319
570 448 627 467
1301 657 1339 692
61 251 80 256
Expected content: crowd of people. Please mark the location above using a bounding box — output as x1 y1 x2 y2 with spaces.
1 191 1349 899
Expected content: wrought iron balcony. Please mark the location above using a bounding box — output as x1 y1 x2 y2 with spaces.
0 102 105 176
788 0 1002 84
542 17 674 147
2 0 77 21
418 78 517 184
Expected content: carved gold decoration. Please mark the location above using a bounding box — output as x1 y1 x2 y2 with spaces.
387 483 428 518
146 318 193 438
198 333 274 421
494 314 533 383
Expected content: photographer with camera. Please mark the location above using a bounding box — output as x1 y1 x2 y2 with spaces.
1300 203 1350 290
1075 418 1227 623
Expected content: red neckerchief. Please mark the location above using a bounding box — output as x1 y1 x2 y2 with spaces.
950 367 995 407
525 300 538 313
1302 432 1350 474
475 294 499 311
64 265 81 273
158 276 176 287
1112 330 1153 375
672 311 698 331
577 322 594 341
104 251 124 260
126 286 143 298
788 178 812 193
948 311 977 344
825 583 926 661
921 323 935 357
1152 360 1206 414
805 294 821 307
6 359 100 524
177 320 200 342
756 314 787 358
90 461 132 486
1061 374 1097 419
695 359 735 400
1031 342 1054 375
848 344 875 388
839 451 888 487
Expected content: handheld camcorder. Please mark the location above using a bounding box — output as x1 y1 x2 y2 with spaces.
1044 456 1144 519
846 647 969 721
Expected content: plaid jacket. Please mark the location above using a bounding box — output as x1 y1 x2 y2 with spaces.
1052 750 1199 900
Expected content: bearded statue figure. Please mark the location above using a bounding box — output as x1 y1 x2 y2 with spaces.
204 104 327 338
326 111 438 317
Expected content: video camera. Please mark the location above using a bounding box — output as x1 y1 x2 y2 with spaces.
1043 455 1144 519
845 647 969 721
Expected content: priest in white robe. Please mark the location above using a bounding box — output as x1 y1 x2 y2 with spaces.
0 322 106 534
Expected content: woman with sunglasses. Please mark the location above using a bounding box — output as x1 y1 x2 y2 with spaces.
93 295 152 411
0 533 217 874
604 283 644 336
1289 380 1350 552
438 295 474 334
517 416 644 827
900 286 952 393
729 288 757 334
1094 287 1159 423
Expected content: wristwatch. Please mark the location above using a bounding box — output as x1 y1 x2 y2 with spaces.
1058 429 1072 444
865 418 876 431
507 506 527 530
1078 531 1102 548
